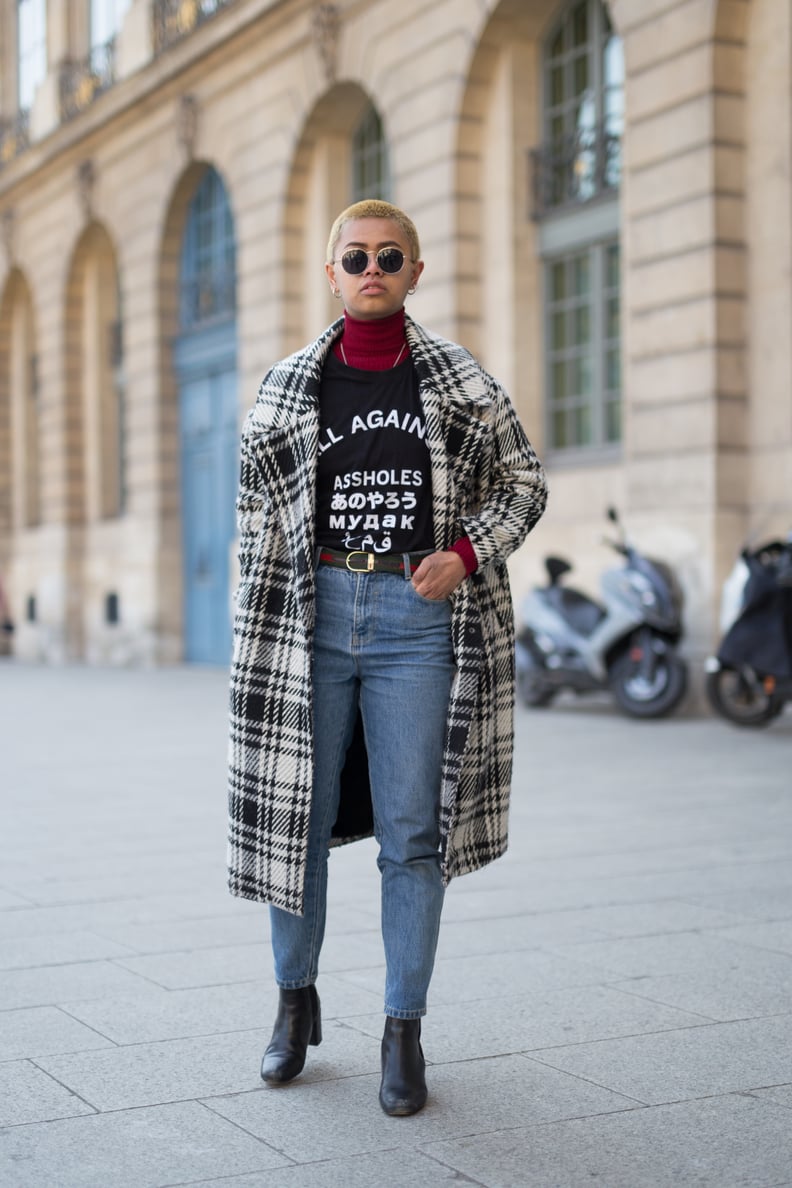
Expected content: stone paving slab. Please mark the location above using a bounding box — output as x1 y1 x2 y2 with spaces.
0 930 136 971
610 969 792 1021
545 928 792 982
0 960 162 1012
1 665 791 1188
60 973 382 1046
335 945 623 1005
422 1091 792 1188
183 1148 475 1188
204 1054 639 1164
115 941 273 990
34 1022 381 1112
0 1061 97 1126
345 984 714 1063
528 1014 792 1104
0 1101 287 1187
713 919 792 956
0 1005 116 1061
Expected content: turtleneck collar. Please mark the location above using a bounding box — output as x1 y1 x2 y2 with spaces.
332 308 409 370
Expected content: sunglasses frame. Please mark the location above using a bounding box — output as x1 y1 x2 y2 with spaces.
335 247 411 276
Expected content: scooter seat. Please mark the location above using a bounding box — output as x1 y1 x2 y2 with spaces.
545 555 572 584
545 586 607 635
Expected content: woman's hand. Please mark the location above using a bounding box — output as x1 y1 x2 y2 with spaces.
411 551 467 600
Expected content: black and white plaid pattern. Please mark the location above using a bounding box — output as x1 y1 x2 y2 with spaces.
228 315 548 912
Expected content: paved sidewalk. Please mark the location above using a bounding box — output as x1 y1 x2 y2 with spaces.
1 662 791 1187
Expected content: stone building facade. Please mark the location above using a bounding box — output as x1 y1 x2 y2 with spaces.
0 0 788 684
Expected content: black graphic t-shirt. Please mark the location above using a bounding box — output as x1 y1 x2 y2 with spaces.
315 354 434 554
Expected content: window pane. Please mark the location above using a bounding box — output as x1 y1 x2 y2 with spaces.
551 360 566 401
604 32 624 90
92 0 133 47
17 0 47 110
550 65 565 107
572 2 588 46
540 1 623 213
545 239 621 452
180 168 237 328
571 354 592 396
573 54 589 97
352 105 390 201
573 404 592 445
551 261 566 301
572 255 590 296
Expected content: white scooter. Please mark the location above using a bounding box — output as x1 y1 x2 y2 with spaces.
516 508 688 718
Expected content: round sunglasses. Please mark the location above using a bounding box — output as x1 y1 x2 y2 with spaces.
335 247 411 275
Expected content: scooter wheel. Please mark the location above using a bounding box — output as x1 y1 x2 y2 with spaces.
705 667 782 727
609 649 688 718
516 667 556 708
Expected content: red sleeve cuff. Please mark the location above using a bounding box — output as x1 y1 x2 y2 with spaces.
450 537 478 575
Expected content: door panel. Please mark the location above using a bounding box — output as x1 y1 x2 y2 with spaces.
179 361 237 664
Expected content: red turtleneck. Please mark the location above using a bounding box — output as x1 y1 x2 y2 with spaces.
332 307 477 575
332 308 408 370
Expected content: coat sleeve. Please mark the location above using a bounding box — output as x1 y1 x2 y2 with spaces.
235 433 266 584
459 378 547 567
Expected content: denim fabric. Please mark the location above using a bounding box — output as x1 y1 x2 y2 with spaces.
270 563 455 1017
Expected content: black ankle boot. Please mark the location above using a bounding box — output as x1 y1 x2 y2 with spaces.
379 1016 427 1116
261 985 322 1084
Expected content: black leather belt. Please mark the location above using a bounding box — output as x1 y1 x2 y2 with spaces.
317 548 431 575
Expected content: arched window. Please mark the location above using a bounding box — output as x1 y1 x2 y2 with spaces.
351 105 390 201
534 0 622 454
534 0 622 214
179 167 236 331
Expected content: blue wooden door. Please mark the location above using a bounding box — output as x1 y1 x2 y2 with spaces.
178 345 237 664
176 167 237 664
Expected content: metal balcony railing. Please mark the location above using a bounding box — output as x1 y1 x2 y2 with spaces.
153 0 235 55
529 124 621 219
0 109 31 168
60 39 117 121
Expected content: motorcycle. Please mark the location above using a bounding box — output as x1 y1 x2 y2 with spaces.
705 534 792 726
515 507 688 718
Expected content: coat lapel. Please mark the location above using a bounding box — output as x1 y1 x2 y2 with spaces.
406 319 492 546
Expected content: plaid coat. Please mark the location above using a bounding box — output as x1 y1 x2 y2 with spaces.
228 314 547 912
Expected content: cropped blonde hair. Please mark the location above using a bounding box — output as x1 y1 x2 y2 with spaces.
326 200 421 265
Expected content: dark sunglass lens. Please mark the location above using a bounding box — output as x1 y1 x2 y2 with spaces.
378 248 404 273
341 250 368 274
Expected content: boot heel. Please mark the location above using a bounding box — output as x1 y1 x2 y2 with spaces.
309 986 322 1045
310 1013 322 1046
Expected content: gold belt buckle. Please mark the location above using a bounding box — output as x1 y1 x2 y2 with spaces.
345 550 375 572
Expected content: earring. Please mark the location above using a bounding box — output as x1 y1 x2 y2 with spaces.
408 285 417 295
333 287 341 298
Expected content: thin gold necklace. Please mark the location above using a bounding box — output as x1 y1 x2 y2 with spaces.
340 341 407 368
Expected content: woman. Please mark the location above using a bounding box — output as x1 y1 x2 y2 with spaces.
228 199 547 1116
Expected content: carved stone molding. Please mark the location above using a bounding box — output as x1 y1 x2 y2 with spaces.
77 159 96 221
178 94 199 159
313 3 340 84
1 208 14 267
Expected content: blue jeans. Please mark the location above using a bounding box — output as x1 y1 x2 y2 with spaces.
270 563 455 1018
